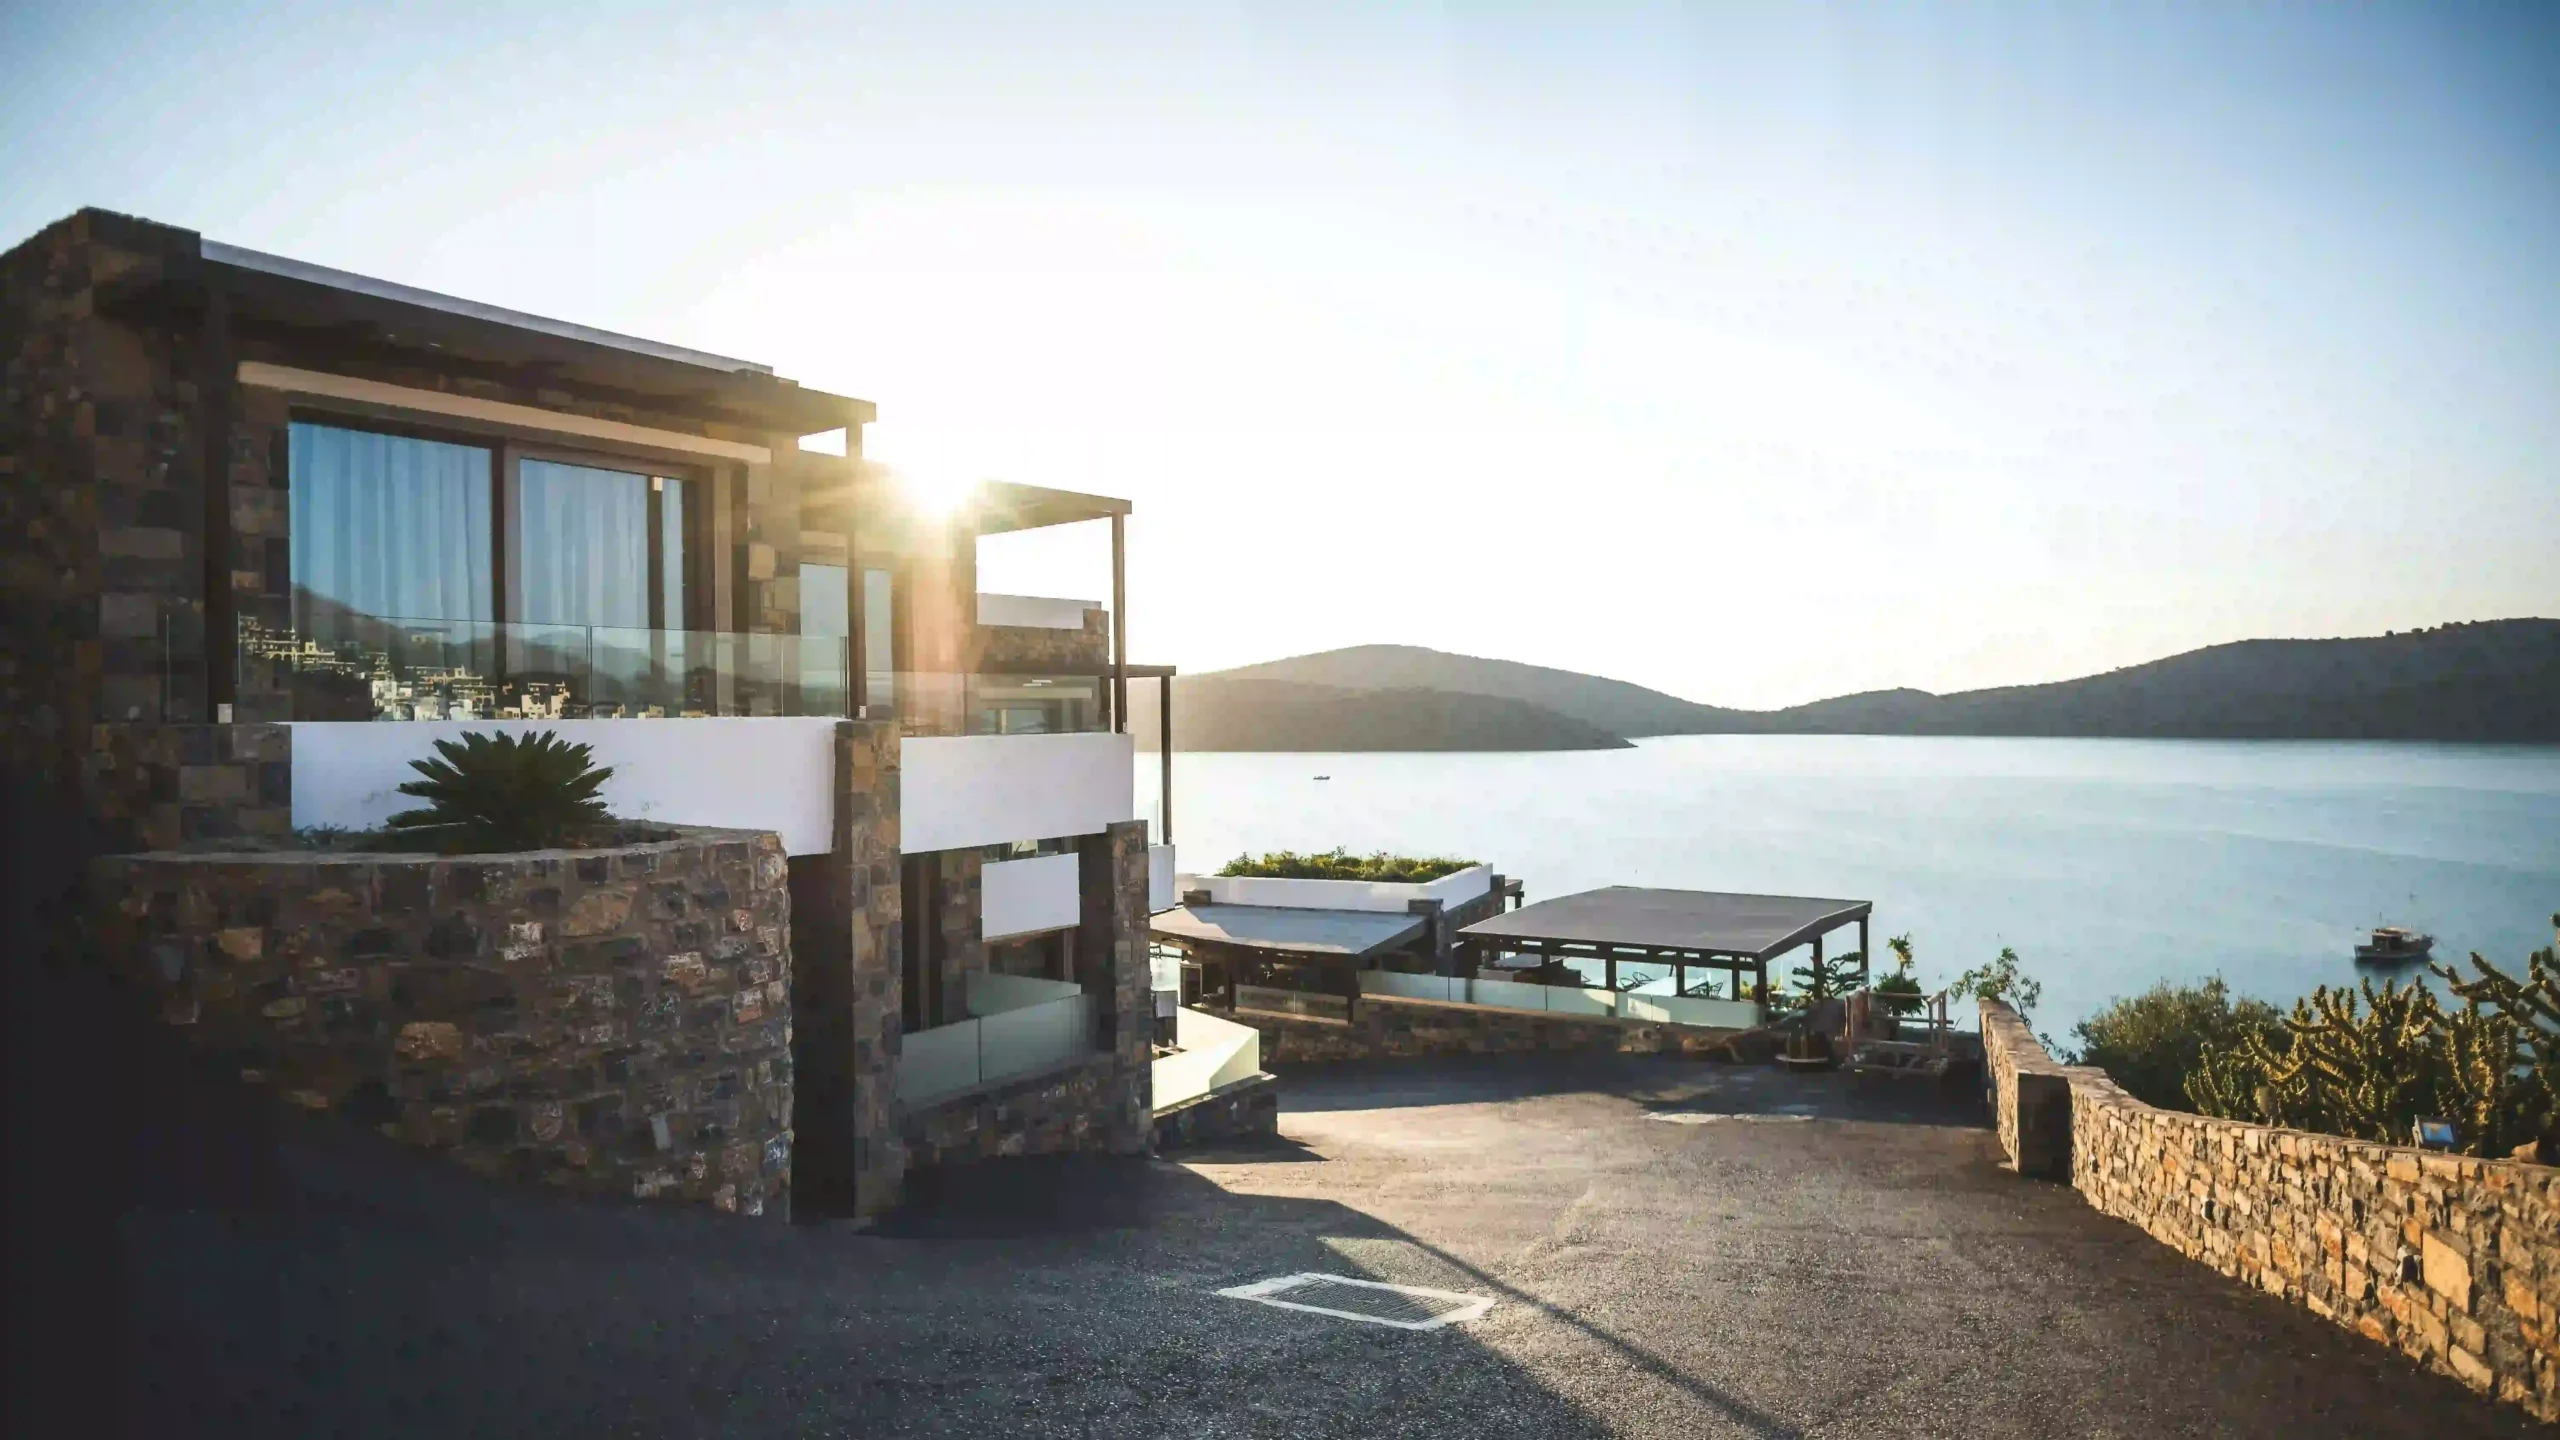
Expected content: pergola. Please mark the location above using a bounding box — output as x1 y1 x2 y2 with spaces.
1148 904 1430 1015
1457 887 1873 1007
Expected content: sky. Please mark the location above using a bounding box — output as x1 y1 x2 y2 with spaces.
5 2 2555 708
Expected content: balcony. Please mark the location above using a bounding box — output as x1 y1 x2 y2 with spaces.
239 613 1112 732
895 972 1101 1106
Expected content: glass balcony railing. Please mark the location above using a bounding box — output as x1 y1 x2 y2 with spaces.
239 613 1112 732
237 613 849 721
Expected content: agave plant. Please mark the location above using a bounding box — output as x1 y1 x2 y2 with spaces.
387 730 615 853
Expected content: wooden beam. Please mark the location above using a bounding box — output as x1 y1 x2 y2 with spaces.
1110 512 1128 734
236 361 773 462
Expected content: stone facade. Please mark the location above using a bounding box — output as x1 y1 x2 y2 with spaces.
87 827 796 1217
80 721 291 853
974 605 1109 672
1152 1072 1280 1151
1982 1000 2560 1421
902 1053 1135 1168
1218 992 1743 1066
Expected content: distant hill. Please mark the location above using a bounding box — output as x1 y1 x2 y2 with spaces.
1128 678 1629 752
1142 622 2560 749
1209 645 1746 735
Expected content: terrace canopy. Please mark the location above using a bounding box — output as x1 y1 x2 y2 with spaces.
1149 904 1428 1012
1457 886 1873 1002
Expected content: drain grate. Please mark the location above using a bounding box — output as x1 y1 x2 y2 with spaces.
1216 1273 1495 1330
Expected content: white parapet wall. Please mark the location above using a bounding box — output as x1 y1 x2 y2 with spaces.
976 593 1100 630
1173 864 1492 914
901 731 1135 854
289 717 840 855
982 853 1082 941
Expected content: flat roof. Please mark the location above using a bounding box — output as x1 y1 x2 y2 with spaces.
1459 887 1870 960
1151 904 1424 961
205 241 776 376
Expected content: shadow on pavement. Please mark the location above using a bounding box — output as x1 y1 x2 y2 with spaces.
1276 1050 1990 1131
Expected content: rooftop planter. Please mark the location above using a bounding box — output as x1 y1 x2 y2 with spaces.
87 824 795 1217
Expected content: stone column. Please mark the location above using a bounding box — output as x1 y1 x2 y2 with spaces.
791 720 905 1218
1077 819 1152 1153
933 850 984 1028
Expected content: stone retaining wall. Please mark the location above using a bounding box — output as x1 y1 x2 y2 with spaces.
1217 992 1740 1066
1981 999 2560 1420
88 826 795 1217
1153 1072 1280 1151
900 1051 1145 1170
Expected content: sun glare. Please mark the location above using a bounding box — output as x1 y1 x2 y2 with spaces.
892 466 978 519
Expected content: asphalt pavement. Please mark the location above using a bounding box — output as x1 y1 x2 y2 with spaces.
110 1052 2544 1438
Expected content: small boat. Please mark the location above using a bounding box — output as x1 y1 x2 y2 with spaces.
1312 775 1330 781
2354 927 2434 964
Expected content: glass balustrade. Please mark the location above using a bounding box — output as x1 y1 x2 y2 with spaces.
240 613 1113 733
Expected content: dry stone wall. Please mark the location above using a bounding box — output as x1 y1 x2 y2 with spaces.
1222 992 1743 1066
89 826 796 1217
1981 999 2560 1421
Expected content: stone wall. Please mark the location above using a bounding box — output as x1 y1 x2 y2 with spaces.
1981 999 2560 1420
87 826 796 1217
2 210 217 807
80 722 291 853
901 1052 1132 1169
1153 1072 1280 1151
1218 992 1742 1067
975 606 1109 672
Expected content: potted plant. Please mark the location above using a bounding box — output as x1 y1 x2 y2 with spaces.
1776 947 1863 1072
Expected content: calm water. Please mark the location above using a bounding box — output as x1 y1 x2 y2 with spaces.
1136 736 2560 1037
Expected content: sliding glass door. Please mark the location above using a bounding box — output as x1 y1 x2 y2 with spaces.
287 422 496 720
510 458 676 717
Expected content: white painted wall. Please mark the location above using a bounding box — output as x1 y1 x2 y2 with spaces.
982 853 1082 941
900 731 1134 854
289 718 839 854
1148 844 1177 914
1172 864 1492 914
975 593 1099 630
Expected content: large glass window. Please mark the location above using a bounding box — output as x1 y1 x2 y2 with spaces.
799 562 849 716
863 566 895 713
289 422 494 631
512 459 654 630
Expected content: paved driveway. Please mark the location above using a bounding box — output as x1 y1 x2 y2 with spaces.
121 1053 2539 1438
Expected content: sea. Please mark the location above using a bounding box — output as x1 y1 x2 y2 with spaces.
1135 736 2560 1039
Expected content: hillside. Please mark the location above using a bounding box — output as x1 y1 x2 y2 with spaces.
1146 621 2560 749
1210 645 1745 735
1127 678 1630 752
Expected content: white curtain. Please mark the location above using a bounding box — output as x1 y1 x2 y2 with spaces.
513 459 651 630
289 422 493 630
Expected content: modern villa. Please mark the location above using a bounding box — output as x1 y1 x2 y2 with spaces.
2 207 1180 1217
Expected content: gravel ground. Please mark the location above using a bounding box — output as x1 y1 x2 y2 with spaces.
109 1052 2545 1439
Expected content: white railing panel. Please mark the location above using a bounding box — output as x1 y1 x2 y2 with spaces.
977 593 1099 630
1154 1006 1263 1110
897 1020 983 1106
290 716 840 854
1656 994 1762 1029
1148 844 1177 913
979 993 1094 1085
1172 864 1493 914
982 853 1083 941
902 732 1134 854
1467 977 1557 1014
1548 988 1616 1018
962 971 1085 1019
1364 972 1459 1004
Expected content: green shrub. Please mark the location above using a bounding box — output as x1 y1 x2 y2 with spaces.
2181 915 2560 1159
387 730 616 853
1874 932 1925 1018
1217 848 1479 883
2069 978 2283 1111
1948 946 2042 1023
